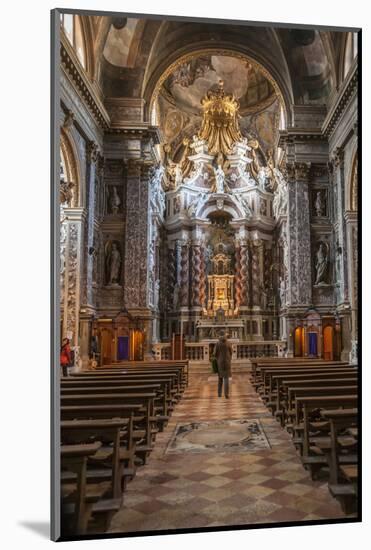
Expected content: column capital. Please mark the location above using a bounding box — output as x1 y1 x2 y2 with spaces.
86 140 99 164
63 109 75 130
330 146 344 168
285 162 311 182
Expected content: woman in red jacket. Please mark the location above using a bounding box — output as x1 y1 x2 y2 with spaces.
60 338 71 377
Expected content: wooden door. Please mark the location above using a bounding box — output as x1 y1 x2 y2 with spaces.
294 327 303 357
323 325 334 361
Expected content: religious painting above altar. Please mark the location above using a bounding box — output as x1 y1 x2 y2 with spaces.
52 8 360 542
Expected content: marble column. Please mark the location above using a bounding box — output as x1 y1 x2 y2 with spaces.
60 208 85 350
124 160 151 309
331 148 349 305
85 141 98 308
286 163 312 306
345 211 358 363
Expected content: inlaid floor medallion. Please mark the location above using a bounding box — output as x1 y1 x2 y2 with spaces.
166 418 270 454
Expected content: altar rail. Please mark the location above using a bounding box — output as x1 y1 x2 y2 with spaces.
153 341 284 363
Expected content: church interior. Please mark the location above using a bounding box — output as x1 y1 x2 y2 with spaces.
58 12 359 538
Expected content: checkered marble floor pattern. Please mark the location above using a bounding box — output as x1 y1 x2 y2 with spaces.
109 371 347 533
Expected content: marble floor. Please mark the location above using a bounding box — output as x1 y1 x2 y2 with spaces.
109 371 349 534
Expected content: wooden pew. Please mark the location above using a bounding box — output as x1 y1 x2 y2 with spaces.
70 370 185 397
61 419 129 500
61 382 170 429
251 359 347 384
261 366 356 405
61 442 108 535
60 393 156 455
295 395 358 462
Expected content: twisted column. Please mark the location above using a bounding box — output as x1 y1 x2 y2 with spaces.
191 244 202 307
251 242 261 307
235 244 242 309
199 246 206 309
240 243 250 306
180 241 190 307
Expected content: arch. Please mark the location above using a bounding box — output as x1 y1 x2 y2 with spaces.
60 127 82 207
344 143 358 212
143 43 293 129
197 195 246 220
349 151 358 212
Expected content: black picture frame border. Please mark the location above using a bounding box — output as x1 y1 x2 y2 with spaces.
51 8 362 542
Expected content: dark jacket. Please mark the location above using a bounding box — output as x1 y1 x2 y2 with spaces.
214 338 232 377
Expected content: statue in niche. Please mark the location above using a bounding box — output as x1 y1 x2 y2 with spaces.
314 242 329 285
314 190 326 217
109 186 121 214
105 241 121 286
212 165 230 194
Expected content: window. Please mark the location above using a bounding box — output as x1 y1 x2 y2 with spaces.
60 14 86 70
344 32 358 79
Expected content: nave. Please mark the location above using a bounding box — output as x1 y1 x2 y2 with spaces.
108 369 349 533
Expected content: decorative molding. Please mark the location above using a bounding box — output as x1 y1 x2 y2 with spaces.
60 36 110 130
322 63 358 139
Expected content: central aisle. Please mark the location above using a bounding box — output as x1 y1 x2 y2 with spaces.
109 371 346 533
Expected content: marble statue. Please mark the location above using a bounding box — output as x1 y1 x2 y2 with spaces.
314 242 329 285
214 165 226 193
235 192 252 218
109 186 121 214
106 242 121 285
272 169 288 218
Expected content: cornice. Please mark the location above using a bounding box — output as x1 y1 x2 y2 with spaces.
278 128 324 148
322 61 358 139
105 124 162 144
60 36 110 130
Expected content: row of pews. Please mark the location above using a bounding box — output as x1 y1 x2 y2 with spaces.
59 360 188 536
250 357 359 515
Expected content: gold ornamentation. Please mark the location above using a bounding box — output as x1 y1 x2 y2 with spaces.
198 80 242 156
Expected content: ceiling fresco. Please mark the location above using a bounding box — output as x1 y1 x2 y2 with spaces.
157 54 280 160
